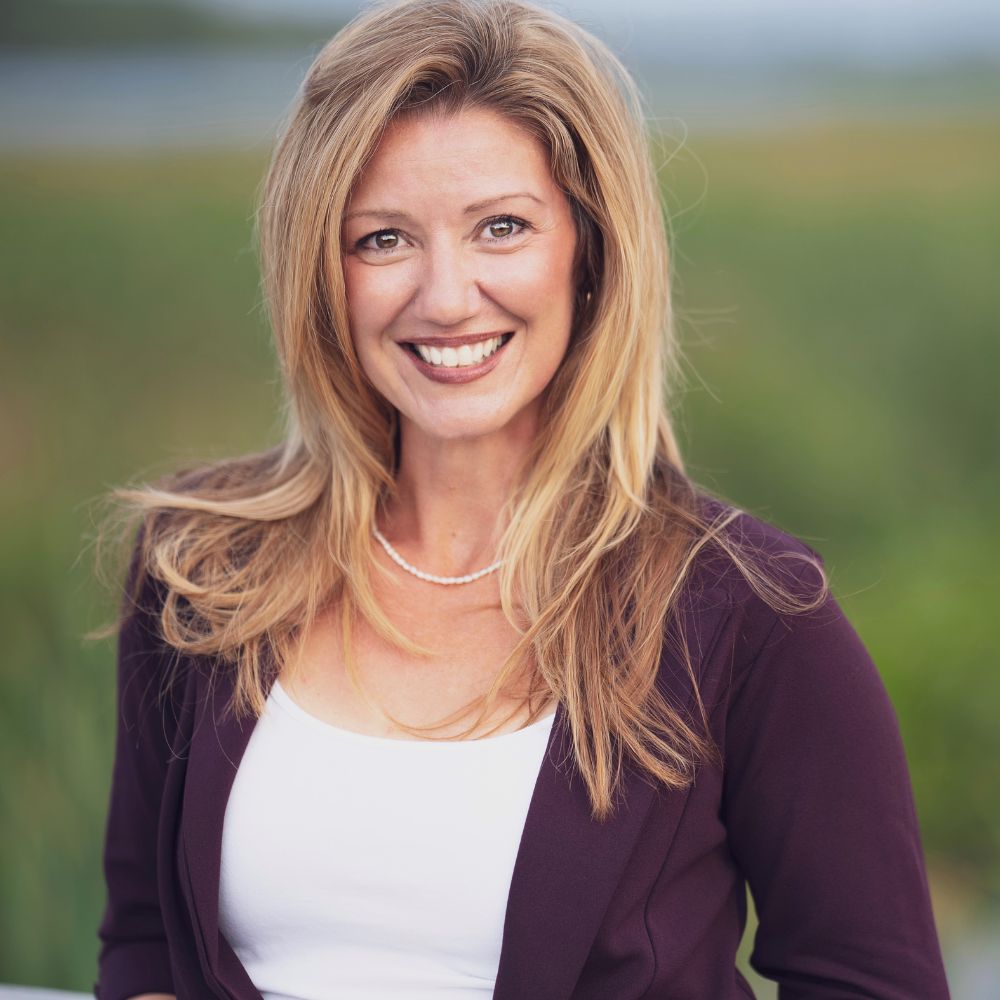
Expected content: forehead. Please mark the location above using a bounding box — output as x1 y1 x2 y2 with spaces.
347 106 556 208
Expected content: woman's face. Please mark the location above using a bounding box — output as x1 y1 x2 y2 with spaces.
341 106 578 446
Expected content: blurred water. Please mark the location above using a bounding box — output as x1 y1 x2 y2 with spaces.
2 46 997 150
0 47 312 151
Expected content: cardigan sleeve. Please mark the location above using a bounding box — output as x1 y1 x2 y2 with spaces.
720 583 951 999
94 532 177 1000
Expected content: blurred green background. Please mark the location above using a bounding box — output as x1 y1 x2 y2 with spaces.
1 0 999 994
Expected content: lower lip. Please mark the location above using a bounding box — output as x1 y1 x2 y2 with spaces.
401 335 513 384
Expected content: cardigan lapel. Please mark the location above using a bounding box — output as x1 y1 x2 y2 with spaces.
490 709 660 1000
178 595 728 1000
491 597 729 1000
181 665 263 999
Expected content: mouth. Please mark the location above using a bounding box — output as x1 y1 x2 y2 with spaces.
402 332 514 370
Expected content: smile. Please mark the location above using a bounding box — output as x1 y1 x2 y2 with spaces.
400 332 515 385
407 333 512 368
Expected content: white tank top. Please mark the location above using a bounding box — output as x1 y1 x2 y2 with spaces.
218 678 557 1000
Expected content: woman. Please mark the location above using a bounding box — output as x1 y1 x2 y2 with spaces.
95 0 951 997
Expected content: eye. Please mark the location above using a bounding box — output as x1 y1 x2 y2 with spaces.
356 229 408 253
480 215 529 241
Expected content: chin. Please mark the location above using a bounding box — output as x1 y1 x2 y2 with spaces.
400 395 536 447
411 416 511 444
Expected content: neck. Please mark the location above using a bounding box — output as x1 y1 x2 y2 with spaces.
380 411 537 577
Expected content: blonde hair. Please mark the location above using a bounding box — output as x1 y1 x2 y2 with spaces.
103 0 826 820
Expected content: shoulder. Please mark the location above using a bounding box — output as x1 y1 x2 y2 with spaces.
114 522 193 736
672 494 888 731
658 491 845 697
119 519 166 634
683 491 828 615
120 446 289 614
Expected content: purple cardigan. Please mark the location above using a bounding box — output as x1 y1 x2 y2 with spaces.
95 507 950 999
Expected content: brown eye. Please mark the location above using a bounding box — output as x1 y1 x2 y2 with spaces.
373 232 399 249
481 215 528 241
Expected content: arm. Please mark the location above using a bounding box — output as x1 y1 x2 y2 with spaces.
721 586 950 999
94 534 177 1000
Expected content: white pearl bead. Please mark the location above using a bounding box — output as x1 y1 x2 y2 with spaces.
372 526 503 585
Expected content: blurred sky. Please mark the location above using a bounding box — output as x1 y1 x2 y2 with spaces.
203 0 1000 64
2 0 997 150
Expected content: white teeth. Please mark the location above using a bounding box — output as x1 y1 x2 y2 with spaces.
412 335 508 368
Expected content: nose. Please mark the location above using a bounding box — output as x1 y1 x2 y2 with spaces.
411 239 481 328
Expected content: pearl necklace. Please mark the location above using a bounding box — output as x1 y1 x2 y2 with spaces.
372 525 504 586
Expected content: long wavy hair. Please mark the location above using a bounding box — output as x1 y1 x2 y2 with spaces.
102 0 826 820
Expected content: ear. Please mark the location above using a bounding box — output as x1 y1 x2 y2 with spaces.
569 197 602 321
567 200 599 332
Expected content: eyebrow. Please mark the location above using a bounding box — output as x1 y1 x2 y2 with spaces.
344 192 543 223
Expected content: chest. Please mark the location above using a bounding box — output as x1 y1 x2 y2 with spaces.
168 588 740 999
277 578 545 739
216 680 556 997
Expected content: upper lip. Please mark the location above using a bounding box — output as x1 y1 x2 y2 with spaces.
400 331 513 348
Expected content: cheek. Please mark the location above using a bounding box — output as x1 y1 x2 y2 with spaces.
344 258 407 346
535 243 578 356
342 258 369 332
490 243 577 324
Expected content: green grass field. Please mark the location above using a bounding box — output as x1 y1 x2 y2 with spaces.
1 120 998 989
